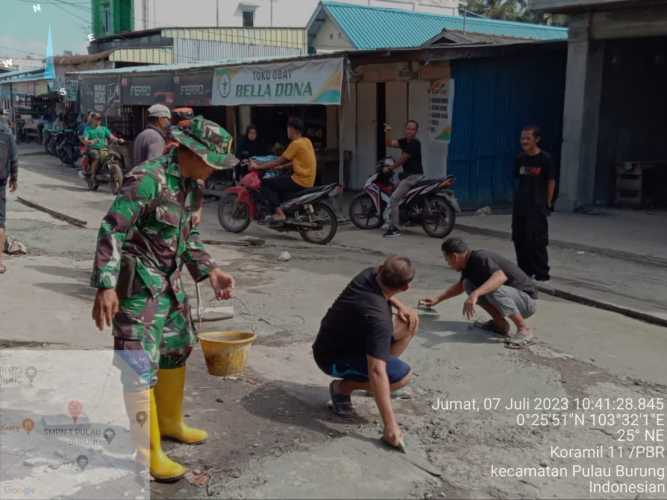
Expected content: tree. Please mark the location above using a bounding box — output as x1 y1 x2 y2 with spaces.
462 0 566 26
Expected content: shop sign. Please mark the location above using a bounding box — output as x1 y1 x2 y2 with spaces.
174 72 212 106
121 74 175 106
212 58 343 106
80 77 121 118
65 79 79 102
429 79 455 142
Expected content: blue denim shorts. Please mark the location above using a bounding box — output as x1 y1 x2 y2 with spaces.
316 355 411 384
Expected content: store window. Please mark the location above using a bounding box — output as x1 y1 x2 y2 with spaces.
242 9 255 27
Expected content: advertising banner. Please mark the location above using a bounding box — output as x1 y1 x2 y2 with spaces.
121 74 174 106
80 77 121 118
429 79 455 143
174 71 213 106
212 58 343 106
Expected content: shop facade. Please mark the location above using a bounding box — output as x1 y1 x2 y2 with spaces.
342 42 567 207
74 43 568 206
74 56 347 183
531 0 667 209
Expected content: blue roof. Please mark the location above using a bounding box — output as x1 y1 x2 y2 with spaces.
321 1 567 49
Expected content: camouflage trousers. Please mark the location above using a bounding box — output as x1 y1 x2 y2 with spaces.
112 288 196 389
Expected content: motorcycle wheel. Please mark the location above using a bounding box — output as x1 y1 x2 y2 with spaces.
349 193 383 230
299 202 338 245
86 173 99 191
218 193 251 233
110 162 124 194
43 135 51 154
422 196 456 238
47 137 58 156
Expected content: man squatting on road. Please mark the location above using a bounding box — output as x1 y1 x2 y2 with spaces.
313 256 420 448
422 237 538 348
91 116 236 483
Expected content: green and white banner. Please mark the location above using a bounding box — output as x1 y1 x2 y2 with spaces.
212 58 343 106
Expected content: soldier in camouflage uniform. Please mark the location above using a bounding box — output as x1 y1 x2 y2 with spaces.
91 116 236 482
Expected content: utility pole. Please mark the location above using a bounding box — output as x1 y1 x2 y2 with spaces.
216 0 220 27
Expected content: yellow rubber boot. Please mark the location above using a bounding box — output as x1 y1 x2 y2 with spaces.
123 389 186 483
154 366 208 445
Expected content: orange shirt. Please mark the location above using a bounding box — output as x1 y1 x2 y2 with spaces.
282 137 316 188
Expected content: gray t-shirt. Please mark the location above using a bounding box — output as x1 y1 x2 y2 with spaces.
133 125 166 167
461 250 537 299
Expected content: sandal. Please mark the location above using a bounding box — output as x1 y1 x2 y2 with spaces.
505 329 536 349
474 319 510 336
329 381 355 417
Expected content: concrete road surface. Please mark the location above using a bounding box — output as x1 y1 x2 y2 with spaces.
1 152 665 499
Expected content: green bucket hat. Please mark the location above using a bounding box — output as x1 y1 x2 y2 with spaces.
171 116 237 170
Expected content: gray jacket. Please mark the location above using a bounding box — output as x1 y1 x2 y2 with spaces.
0 125 18 183
133 125 166 167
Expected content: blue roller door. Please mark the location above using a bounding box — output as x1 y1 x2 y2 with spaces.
448 52 566 208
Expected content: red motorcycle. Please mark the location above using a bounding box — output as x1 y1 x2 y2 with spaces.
217 167 341 245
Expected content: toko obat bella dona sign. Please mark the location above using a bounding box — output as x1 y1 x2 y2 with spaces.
212 58 344 106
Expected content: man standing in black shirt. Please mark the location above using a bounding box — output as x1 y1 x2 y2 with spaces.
512 125 556 281
382 120 424 238
421 238 537 348
313 256 419 447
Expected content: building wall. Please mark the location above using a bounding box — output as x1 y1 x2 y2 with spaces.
93 0 134 38
312 18 354 52
344 60 453 190
555 4 667 209
132 0 459 30
594 37 667 205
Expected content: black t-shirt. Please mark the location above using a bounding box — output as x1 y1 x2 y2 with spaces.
398 138 423 179
313 268 394 363
513 150 555 215
461 250 537 299
236 137 266 158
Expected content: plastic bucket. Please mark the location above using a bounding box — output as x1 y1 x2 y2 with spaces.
198 331 257 377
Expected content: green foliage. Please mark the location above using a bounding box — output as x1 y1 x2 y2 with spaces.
463 1 567 26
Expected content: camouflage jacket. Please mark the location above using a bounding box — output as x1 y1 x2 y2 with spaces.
91 151 215 302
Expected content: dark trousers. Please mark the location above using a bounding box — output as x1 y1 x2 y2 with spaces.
512 212 550 280
261 175 303 211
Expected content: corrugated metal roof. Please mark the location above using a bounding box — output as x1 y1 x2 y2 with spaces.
322 1 567 49
0 69 44 82
69 54 339 77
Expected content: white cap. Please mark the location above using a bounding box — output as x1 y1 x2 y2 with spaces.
148 104 171 119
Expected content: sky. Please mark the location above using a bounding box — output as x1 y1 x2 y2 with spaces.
0 0 91 61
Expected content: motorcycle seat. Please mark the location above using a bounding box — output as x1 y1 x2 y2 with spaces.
284 183 337 201
412 178 449 189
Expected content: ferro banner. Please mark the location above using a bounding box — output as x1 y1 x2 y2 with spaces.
212 58 343 106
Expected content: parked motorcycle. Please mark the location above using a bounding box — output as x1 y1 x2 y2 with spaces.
55 128 81 167
218 168 341 245
349 159 460 238
44 128 63 156
86 144 126 194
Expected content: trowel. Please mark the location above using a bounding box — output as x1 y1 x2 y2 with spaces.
417 300 439 315
381 437 442 478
